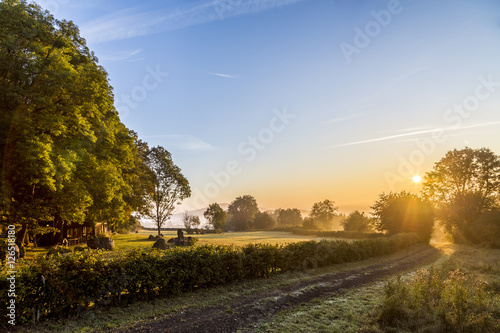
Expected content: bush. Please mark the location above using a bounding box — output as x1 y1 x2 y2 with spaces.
0 233 421 326
463 211 500 248
292 228 385 239
378 267 500 332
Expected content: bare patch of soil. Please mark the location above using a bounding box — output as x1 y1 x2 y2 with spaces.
125 245 440 333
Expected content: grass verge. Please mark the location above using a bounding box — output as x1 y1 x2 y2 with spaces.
252 244 500 333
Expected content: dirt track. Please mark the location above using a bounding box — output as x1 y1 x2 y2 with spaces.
125 245 441 333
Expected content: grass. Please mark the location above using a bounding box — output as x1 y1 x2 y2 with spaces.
253 244 500 332
13 244 433 332
22 230 345 260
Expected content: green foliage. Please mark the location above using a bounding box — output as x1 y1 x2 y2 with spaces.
309 199 338 230
276 208 303 227
0 1 154 240
341 210 374 232
0 233 421 326
462 211 500 248
292 228 385 239
204 203 227 231
227 195 259 231
144 146 191 236
371 191 434 240
378 267 500 332
253 212 276 230
422 147 500 242
46 246 72 257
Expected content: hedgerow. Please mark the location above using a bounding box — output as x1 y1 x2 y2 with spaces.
292 228 385 239
0 233 420 326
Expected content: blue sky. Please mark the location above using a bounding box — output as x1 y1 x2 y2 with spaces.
36 0 500 213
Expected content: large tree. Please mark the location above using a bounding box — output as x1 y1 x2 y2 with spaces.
203 203 227 231
253 211 275 230
371 191 434 240
0 0 146 243
341 210 373 232
144 146 190 236
227 195 259 231
422 147 500 240
309 199 338 230
276 208 303 227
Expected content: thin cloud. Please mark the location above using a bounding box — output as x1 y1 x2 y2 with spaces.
99 49 143 62
327 121 500 149
322 114 360 124
208 72 236 78
143 134 217 152
81 0 309 43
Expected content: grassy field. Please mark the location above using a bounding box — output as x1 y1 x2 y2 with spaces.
24 230 343 259
14 243 437 333
16 232 500 332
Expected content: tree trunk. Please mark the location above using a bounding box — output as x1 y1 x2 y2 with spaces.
17 222 28 245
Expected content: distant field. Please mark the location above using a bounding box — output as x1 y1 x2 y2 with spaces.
125 229 338 249
24 230 343 259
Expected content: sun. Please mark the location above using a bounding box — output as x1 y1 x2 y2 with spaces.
413 175 422 183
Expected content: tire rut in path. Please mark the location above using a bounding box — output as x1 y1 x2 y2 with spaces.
125 246 440 333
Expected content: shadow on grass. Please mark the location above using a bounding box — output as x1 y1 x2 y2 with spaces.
122 238 158 243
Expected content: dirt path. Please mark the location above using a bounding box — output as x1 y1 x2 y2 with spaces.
125 245 441 333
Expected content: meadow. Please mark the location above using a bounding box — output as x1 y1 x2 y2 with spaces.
5 230 499 332
22 230 342 259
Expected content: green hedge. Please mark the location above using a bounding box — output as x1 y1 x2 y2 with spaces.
292 228 386 239
0 233 420 326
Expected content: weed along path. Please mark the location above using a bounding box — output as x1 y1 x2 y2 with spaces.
125 244 441 333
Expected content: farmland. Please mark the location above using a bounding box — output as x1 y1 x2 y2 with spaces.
6 231 499 333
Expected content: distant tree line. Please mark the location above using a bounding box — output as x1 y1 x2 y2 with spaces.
216 146 500 247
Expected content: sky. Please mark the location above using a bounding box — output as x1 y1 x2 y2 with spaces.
34 0 500 215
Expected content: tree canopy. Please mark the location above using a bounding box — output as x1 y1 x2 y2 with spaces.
309 199 338 230
0 1 186 243
144 146 191 236
276 208 303 227
422 147 500 243
227 195 259 231
371 191 434 240
341 210 373 232
204 203 227 232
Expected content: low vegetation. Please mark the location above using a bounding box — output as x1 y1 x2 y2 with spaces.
255 244 500 332
0 233 420 326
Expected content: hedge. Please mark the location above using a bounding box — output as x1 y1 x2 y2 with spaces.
292 228 386 239
0 233 420 326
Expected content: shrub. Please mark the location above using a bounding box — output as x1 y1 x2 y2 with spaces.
378 267 500 332
0 233 421 327
463 211 500 248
